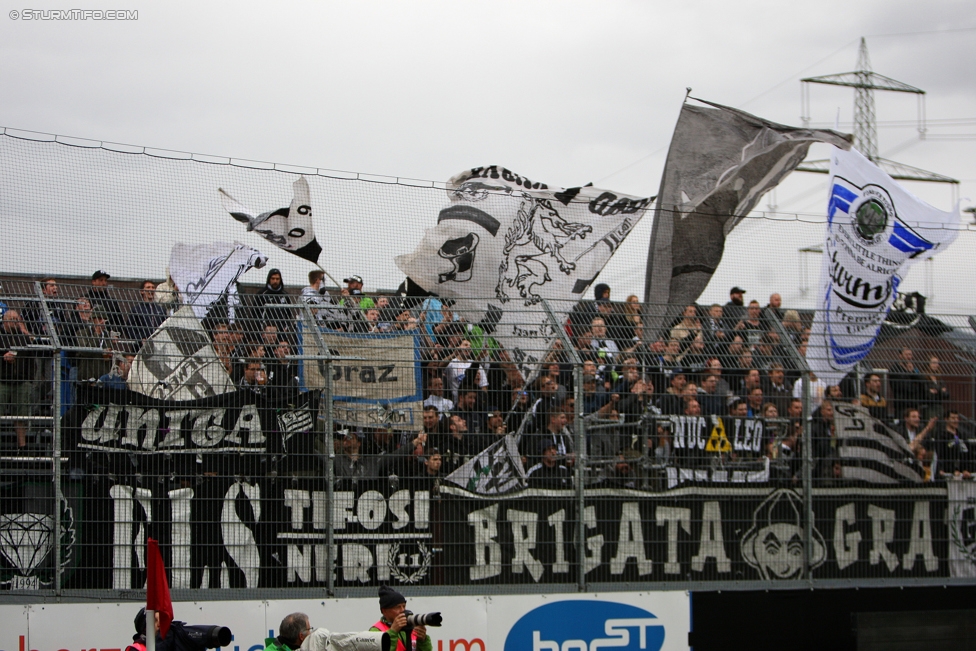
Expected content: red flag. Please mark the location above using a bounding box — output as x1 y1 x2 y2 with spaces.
147 538 174 640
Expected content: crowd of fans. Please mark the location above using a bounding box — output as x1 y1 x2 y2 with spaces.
1 269 973 489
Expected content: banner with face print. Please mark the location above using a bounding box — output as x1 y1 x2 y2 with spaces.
808 148 960 384
396 166 652 375
220 176 322 263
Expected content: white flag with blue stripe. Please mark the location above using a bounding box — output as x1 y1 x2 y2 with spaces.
809 147 960 384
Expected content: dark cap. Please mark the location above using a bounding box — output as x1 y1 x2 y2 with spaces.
344 275 364 285
729 286 746 294
539 439 558 454
134 607 147 634
92 270 110 281
379 584 406 609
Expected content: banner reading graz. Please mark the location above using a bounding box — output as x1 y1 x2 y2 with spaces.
440 486 948 584
298 325 423 431
62 387 317 454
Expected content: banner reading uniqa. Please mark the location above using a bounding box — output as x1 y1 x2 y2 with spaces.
809 148 960 385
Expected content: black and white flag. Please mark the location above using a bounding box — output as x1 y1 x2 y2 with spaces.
169 241 267 322
947 480 976 578
643 98 852 336
444 433 527 495
397 166 652 375
220 176 322 263
129 305 235 400
833 403 923 484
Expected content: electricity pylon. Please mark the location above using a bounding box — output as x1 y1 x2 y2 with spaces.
796 37 957 185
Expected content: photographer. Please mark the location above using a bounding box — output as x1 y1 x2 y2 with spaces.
370 586 433 651
126 607 154 651
266 613 312 651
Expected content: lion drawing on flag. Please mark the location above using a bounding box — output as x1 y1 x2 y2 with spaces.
495 195 592 305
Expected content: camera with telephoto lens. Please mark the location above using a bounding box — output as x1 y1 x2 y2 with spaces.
402 611 443 627
158 621 233 651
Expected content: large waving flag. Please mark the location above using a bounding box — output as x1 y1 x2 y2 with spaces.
146 537 174 641
220 176 322 263
397 166 652 375
444 433 527 494
169 241 267 322
808 147 960 384
644 98 852 337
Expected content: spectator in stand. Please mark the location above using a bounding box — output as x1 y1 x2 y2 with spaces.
526 440 571 489
532 410 575 468
678 334 708 377
763 365 793 417
701 304 728 358
669 304 702 353
723 286 747 331
698 374 726 416
809 399 836 476
622 294 642 334
934 411 974 479
734 300 765 348
75 307 115 384
659 369 687 415
256 269 294 334
614 362 658 423
340 274 374 312
703 357 732 402
889 347 927 418
87 270 125 330
127 280 167 348
99 354 134 390
762 293 784 325
22 277 65 338
266 339 298 402
922 355 950 420
240 359 267 393
415 448 445 494
590 317 620 380
432 413 481 473
1 310 36 450
543 363 569 405
753 332 783 372
896 408 937 455
738 369 762 400
781 310 805 346
421 405 446 437
793 371 827 412
569 283 608 338
423 376 454 415
594 297 632 353
454 384 487 437
301 269 348 330
528 375 562 433
746 386 764 419
860 373 888 421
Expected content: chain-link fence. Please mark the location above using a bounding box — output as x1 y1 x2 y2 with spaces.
2 281 974 600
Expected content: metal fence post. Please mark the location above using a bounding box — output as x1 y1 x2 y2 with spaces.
770 316 815 583
297 302 336 596
540 300 586 591
33 281 64 596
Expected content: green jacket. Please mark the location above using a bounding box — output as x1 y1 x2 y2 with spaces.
264 637 297 651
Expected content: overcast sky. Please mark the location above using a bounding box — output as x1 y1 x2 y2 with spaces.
1 1 974 311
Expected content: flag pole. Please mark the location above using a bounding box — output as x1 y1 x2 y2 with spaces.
146 609 156 651
314 263 343 292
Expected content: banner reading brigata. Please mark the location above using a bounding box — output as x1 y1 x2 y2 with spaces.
809 148 960 384
440 486 948 583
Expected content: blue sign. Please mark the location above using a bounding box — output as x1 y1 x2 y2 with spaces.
505 600 665 651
